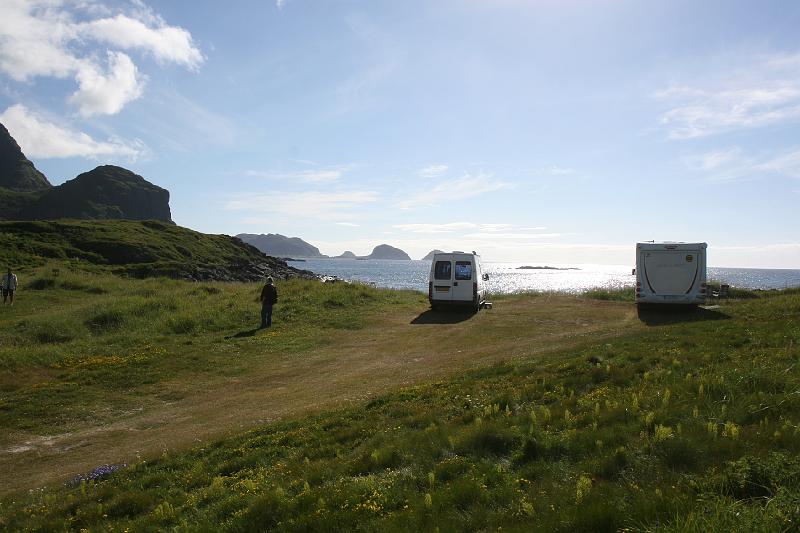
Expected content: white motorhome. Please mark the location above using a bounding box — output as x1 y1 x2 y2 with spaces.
428 251 488 310
635 242 707 305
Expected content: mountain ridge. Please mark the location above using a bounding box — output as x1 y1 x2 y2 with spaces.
0 122 51 192
236 233 326 258
0 123 172 222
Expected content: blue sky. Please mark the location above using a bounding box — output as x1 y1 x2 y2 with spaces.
1 0 799 267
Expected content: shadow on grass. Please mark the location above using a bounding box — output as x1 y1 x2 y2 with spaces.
637 305 730 326
411 309 477 325
225 328 261 339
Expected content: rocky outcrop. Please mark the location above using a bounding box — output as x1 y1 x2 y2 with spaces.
0 123 51 192
421 249 445 261
363 244 411 260
1 123 172 222
237 233 326 258
18 166 172 222
335 251 357 259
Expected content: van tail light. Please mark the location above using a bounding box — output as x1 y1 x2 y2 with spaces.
428 281 433 300
700 282 707 294
473 282 478 299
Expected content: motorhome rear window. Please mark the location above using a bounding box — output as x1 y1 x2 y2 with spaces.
455 261 473 280
434 261 452 280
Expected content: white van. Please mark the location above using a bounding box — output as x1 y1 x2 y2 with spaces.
635 242 707 305
428 251 488 310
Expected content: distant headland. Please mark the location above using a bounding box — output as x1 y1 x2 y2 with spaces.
237 233 413 261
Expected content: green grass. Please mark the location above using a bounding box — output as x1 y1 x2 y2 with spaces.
0 267 422 438
0 219 287 279
0 276 798 530
581 287 635 301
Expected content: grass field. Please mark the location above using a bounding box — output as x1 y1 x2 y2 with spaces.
0 220 295 280
1 268 799 531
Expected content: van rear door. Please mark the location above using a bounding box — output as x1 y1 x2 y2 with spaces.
642 251 699 295
432 259 453 301
452 260 474 302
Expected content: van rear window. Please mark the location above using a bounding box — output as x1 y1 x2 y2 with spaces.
455 261 473 280
434 261 452 280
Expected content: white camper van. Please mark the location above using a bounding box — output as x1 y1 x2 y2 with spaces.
635 242 707 305
428 252 488 310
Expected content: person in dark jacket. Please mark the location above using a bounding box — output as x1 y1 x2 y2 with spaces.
259 277 278 328
2 268 18 305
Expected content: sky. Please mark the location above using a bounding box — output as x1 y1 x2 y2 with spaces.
1 0 799 268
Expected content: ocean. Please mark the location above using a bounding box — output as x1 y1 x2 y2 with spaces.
288 259 800 294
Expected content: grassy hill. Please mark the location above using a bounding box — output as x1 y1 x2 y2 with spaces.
0 219 311 281
0 267 798 530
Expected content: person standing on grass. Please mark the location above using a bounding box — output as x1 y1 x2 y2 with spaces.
259 276 278 328
2 268 18 305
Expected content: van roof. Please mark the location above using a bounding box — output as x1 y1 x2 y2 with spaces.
433 251 480 257
636 242 707 249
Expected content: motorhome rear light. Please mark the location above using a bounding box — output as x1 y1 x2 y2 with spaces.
428 282 432 299
473 282 478 298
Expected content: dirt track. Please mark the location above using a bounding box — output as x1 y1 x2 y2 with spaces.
1 296 640 495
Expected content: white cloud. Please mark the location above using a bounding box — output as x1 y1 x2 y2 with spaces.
756 148 800 178
245 166 350 184
686 146 800 182
393 223 559 244
69 51 145 116
0 104 146 159
0 0 202 116
658 86 800 139
397 173 507 209
394 222 479 234
545 165 575 176
276 0 286 9
79 14 203 69
336 222 360 227
655 54 800 139
686 148 743 171
225 190 380 221
417 164 449 178
463 232 563 240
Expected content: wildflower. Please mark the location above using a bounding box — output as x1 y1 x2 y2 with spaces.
654 424 673 442
68 464 127 486
723 422 740 439
631 394 639 412
575 474 592 503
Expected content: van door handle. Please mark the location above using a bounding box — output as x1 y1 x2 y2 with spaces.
453 282 458 286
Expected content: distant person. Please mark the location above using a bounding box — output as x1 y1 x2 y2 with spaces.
259 276 278 328
2 268 18 305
